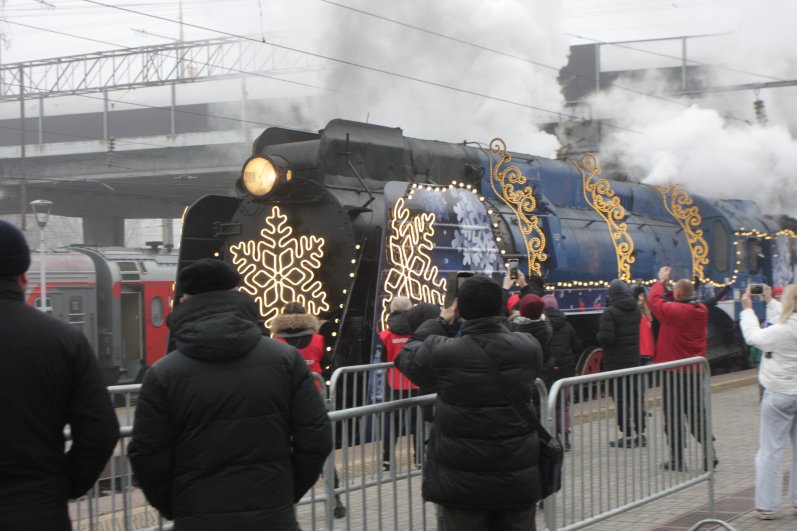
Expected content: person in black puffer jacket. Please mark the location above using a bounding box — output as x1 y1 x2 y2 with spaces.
129 259 332 531
396 276 543 530
597 279 644 449
542 295 581 449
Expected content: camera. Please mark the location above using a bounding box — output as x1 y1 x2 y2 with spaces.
749 283 764 295
445 271 475 307
507 259 519 280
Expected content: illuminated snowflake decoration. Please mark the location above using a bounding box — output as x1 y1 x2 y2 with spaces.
381 198 447 330
229 206 329 327
451 189 502 276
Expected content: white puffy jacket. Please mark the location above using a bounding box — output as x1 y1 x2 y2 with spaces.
740 301 797 395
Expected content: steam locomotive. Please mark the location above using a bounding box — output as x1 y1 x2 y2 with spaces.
176 119 797 374
25 244 178 384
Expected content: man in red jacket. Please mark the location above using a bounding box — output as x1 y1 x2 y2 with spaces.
648 266 716 471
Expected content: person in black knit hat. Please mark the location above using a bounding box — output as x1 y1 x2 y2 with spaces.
130 258 332 530
396 275 545 530
0 220 119 531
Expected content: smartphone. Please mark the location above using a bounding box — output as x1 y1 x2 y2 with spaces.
749 283 764 295
507 259 519 280
445 271 475 307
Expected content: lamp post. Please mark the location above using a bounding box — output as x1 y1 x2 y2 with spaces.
30 199 53 312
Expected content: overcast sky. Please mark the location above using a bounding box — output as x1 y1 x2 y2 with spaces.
0 0 744 63
5 0 797 225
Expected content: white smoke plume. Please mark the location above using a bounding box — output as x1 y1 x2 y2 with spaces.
589 0 797 217
318 0 569 156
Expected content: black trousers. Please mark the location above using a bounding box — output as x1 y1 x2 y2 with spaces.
661 371 709 464
382 387 421 465
611 374 646 437
441 506 536 531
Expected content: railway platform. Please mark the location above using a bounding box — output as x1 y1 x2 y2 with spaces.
594 368 795 531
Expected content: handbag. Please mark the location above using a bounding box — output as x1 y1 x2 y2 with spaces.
465 336 564 499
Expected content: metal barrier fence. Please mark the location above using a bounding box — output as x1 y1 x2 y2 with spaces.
323 394 437 531
69 359 717 530
328 362 392 411
543 357 715 531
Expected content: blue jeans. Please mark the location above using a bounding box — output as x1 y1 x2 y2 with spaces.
756 389 797 511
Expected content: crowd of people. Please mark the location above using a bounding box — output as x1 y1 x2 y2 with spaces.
3 214 797 529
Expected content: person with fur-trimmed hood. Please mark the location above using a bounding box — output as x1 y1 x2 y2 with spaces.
271 302 332 386
271 302 346 519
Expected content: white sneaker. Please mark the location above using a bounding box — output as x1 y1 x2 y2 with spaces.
755 509 775 520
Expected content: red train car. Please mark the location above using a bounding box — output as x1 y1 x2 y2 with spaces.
25 244 178 384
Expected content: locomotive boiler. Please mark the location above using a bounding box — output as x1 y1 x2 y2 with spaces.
176 119 797 374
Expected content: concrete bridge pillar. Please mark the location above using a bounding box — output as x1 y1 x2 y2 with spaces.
83 214 125 246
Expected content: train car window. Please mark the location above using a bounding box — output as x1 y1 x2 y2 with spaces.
150 296 165 328
748 239 765 275
712 220 729 272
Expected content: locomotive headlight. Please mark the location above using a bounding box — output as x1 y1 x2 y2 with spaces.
241 157 277 196
239 155 292 197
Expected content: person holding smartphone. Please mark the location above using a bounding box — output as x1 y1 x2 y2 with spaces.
740 284 797 520
395 276 545 530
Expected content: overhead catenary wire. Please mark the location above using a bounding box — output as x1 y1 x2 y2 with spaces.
316 0 753 126
79 0 618 127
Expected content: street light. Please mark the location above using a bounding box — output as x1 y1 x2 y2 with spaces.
30 199 53 312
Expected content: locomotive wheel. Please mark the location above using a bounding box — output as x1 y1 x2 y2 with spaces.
576 347 604 376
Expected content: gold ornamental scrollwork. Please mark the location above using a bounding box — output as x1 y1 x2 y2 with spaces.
488 139 547 276
573 153 635 281
657 184 710 280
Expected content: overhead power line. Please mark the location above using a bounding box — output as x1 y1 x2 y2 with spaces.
567 32 787 84
79 0 592 125
319 0 560 73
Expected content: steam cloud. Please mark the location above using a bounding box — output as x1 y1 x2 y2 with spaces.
590 0 797 217
318 0 569 156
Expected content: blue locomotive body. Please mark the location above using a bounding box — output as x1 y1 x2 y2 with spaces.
177 119 796 373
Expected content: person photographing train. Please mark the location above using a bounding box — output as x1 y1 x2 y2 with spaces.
395 275 544 530
740 283 797 520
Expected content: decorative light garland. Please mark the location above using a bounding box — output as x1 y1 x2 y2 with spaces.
388 174 794 295
229 205 330 327
379 197 447 330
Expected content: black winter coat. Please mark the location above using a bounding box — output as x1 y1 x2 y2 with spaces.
129 290 332 531
510 316 553 364
543 308 581 381
0 279 119 531
597 282 641 371
396 316 544 508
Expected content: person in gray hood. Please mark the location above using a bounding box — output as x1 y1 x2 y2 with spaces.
129 258 332 531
